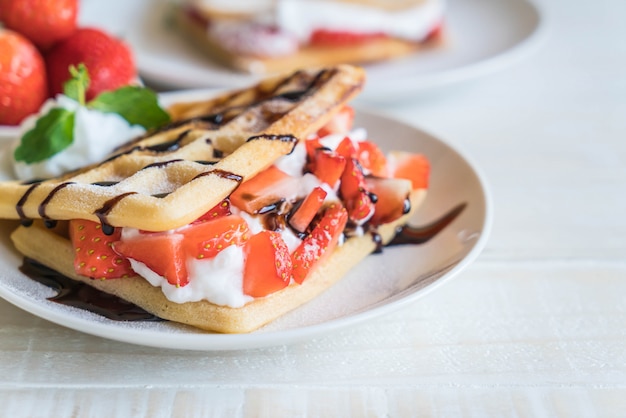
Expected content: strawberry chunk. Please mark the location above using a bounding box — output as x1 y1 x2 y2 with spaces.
69 220 133 280
192 199 231 224
310 30 387 47
230 165 294 214
388 152 430 190
365 177 412 226
357 140 388 177
291 203 348 284
113 233 188 287
335 136 358 159
182 215 250 260
288 187 328 233
317 106 355 137
340 158 375 223
311 150 346 188
243 231 292 297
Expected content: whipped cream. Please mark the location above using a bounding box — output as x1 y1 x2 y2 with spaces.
130 245 254 308
277 0 445 42
10 95 145 181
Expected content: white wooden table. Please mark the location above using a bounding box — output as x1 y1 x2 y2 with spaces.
2 0 626 416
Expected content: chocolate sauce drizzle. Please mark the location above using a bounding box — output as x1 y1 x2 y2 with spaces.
387 203 468 247
94 192 138 236
20 258 161 322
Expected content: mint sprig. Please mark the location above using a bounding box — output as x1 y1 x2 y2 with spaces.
14 108 75 163
14 64 171 164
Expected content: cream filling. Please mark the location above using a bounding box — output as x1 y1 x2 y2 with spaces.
277 0 445 42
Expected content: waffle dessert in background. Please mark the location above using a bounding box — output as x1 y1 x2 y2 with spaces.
174 0 446 74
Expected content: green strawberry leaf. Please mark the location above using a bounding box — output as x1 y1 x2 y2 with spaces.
63 64 90 105
88 86 171 130
14 108 76 164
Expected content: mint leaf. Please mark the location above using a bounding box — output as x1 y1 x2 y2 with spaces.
63 64 90 105
14 108 76 164
89 86 171 130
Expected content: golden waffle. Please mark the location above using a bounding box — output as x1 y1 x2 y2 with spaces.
10 190 427 333
0 65 365 232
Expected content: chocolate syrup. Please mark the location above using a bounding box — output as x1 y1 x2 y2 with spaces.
16 182 41 226
192 169 243 183
387 203 467 247
20 258 161 322
94 192 137 236
37 182 74 227
141 159 183 170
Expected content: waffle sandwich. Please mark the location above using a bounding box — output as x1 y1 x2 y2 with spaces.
175 0 445 74
2 65 430 333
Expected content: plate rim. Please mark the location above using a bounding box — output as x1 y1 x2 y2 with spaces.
0 100 492 351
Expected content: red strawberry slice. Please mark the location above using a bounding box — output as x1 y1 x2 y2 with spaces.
291 203 348 284
243 231 292 297
310 30 388 47
335 136 358 159
230 165 295 214
357 140 388 177
182 215 250 260
388 152 430 190
69 219 133 280
317 106 355 137
365 177 412 226
288 186 328 233
340 158 375 223
113 232 188 287
311 150 346 188
192 199 231 224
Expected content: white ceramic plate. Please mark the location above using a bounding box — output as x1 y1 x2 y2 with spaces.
0 94 492 351
78 0 543 101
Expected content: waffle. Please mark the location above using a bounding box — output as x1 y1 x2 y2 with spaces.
10 190 426 333
0 65 365 232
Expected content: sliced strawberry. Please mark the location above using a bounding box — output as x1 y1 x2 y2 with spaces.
243 231 292 298
311 150 346 188
357 141 388 177
192 199 231 224
288 187 328 233
291 203 348 284
365 177 412 226
305 136 325 161
340 158 375 223
310 30 388 47
182 215 250 260
230 165 295 214
317 106 355 137
388 152 430 190
335 136 358 159
69 220 133 280
113 233 188 287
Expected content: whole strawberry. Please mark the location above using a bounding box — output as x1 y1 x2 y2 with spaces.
0 29 48 126
46 28 137 101
0 0 78 51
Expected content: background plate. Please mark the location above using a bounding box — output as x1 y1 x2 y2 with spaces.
0 94 492 350
78 0 543 101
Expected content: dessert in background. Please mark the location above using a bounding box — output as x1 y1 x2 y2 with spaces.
175 0 446 74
